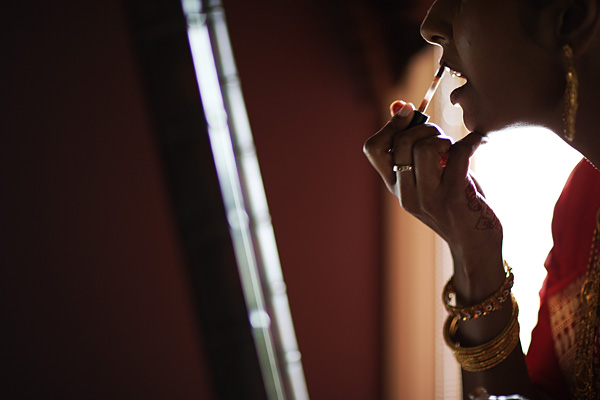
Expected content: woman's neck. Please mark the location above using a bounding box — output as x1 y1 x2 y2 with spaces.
569 52 600 168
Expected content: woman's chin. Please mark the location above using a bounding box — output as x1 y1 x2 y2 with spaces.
462 112 511 135
463 119 476 133
461 112 478 133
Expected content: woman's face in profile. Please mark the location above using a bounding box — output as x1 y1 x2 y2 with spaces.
421 0 564 134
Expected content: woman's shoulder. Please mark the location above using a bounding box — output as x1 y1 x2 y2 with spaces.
557 159 600 212
552 158 600 240
566 158 600 186
547 159 600 281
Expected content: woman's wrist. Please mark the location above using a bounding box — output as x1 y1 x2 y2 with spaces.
451 253 506 307
444 294 520 371
445 254 514 346
444 262 513 321
454 294 515 348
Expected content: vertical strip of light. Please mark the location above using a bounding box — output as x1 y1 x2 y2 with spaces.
181 1 310 399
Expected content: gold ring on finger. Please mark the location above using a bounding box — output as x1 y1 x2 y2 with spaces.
393 164 414 173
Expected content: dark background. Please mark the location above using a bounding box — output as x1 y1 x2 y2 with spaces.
1 0 428 398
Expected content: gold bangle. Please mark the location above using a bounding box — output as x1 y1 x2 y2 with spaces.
443 294 520 372
443 261 513 321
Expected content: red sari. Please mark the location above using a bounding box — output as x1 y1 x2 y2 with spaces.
526 159 600 398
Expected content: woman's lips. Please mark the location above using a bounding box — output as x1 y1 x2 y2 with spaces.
448 69 468 106
450 84 466 105
443 63 468 106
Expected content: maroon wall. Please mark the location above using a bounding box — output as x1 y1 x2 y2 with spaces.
2 0 422 398
223 2 384 399
2 1 214 398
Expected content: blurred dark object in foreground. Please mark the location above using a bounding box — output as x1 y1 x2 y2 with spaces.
319 0 430 101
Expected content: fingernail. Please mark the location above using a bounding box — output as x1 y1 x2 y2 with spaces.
397 103 413 118
440 152 449 167
389 100 404 116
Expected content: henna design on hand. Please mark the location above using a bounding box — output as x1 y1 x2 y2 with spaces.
465 185 501 232
466 184 483 212
476 206 501 231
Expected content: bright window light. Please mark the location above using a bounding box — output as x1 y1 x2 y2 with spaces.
473 127 582 352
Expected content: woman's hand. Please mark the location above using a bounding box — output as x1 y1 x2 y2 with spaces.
365 101 536 398
469 387 530 400
363 101 504 303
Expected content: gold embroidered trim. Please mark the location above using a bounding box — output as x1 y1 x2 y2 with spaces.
573 208 600 399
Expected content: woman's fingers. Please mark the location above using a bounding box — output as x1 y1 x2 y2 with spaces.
364 101 486 224
363 102 417 190
469 387 491 400
471 174 486 198
389 100 404 116
392 131 451 212
413 135 453 202
443 131 487 189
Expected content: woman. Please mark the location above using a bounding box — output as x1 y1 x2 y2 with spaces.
364 0 600 399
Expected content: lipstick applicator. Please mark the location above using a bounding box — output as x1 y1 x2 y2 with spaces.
402 63 447 127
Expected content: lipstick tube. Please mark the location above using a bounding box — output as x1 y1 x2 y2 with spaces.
406 64 446 128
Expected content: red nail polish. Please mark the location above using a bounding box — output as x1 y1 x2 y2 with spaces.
389 100 404 117
440 152 449 167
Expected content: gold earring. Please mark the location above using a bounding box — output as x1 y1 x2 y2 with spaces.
563 44 578 142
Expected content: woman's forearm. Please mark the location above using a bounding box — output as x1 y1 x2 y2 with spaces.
449 260 537 399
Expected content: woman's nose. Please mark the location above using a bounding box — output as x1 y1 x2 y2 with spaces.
420 0 454 46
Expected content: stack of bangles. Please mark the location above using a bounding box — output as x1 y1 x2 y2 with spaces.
442 261 520 372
